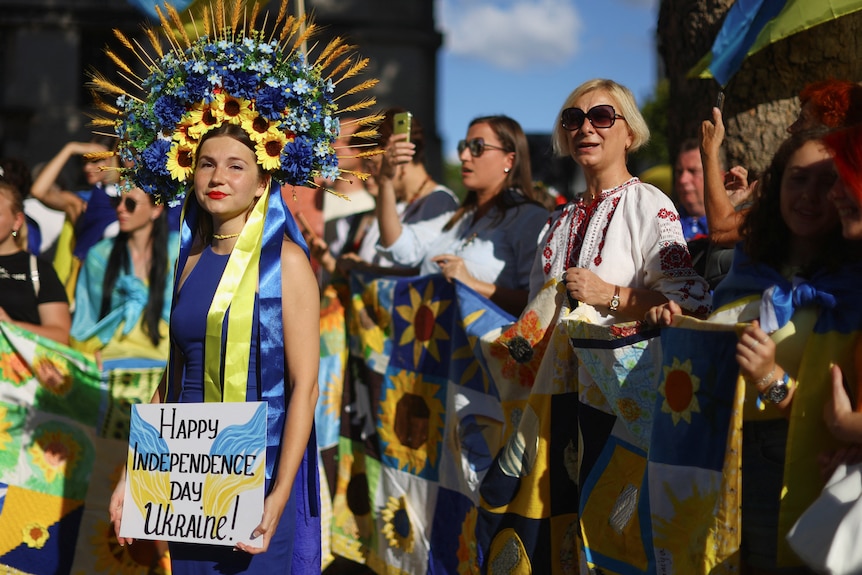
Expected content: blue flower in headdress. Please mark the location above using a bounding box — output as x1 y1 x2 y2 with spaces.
222 70 258 100
185 73 211 102
319 162 339 181
153 95 186 128
256 86 288 120
142 139 172 178
281 136 314 184
191 60 208 74
312 140 330 158
292 78 310 95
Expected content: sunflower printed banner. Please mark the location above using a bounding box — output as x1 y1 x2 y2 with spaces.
0 322 168 575
330 272 520 574
646 316 743 575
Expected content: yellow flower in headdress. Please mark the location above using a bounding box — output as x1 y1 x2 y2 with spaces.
242 113 284 143
255 130 288 172
214 92 255 126
186 101 223 139
167 140 196 182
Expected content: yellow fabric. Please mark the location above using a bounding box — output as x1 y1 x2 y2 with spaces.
748 0 862 57
204 186 268 403
52 219 76 286
71 319 170 362
742 307 817 420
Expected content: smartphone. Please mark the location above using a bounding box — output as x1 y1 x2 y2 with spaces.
392 111 412 143
715 91 725 113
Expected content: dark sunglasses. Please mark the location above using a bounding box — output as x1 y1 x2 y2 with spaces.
560 104 625 130
110 196 138 213
457 138 507 158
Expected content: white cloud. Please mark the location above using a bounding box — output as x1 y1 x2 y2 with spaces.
438 0 581 71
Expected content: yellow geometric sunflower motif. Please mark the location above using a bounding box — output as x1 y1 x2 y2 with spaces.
452 309 486 387
378 370 445 474
90 519 169 575
456 507 480 574
651 480 718 573
0 351 31 385
27 429 82 483
381 495 415 553
23 522 49 549
320 370 343 421
0 406 13 450
659 357 701 425
32 354 72 396
395 281 451 367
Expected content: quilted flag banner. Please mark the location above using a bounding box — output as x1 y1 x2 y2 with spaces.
0 322 168 575
330 272 522 574
647 316 744 575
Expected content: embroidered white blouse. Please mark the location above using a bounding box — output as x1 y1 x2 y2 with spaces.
529 178 711 322
378 192 549 290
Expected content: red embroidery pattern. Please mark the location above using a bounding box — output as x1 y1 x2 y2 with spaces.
593 195 621 267
657 208 680 222
677 278 711 316
659 242 694 276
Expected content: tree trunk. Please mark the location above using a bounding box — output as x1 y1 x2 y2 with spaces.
658 0 862 175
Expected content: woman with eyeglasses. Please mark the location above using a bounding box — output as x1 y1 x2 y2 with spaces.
376 115 549 315
530 78 711 319
70 185 178 362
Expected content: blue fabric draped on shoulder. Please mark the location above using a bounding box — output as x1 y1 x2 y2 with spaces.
172 182 319 571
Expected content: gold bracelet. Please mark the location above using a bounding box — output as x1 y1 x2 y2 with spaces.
750 366 776 388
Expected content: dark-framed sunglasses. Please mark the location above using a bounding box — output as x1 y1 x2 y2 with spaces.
457 138 507 158
110 195 138 213
560 104 625 130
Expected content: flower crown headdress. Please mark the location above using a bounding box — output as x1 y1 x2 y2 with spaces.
88 0 381 205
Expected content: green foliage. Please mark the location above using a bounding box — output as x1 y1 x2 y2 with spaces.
442 160 467 201
631 78 670 170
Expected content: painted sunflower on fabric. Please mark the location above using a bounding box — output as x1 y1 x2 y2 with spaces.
88 0 382 206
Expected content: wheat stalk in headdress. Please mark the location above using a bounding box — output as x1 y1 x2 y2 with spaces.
87 0 380 200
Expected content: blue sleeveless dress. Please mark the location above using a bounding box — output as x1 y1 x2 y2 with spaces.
168 246 298 574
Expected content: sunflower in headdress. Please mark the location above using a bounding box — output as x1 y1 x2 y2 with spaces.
87 0 383 205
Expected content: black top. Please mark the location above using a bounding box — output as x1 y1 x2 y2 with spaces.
0 251 68 325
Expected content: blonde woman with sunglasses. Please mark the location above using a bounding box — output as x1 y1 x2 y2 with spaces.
376 115 549 316
530 78 711 321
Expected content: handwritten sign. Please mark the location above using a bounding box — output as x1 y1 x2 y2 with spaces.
119 401 266 547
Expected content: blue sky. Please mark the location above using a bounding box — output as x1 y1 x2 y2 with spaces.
435 0 660 160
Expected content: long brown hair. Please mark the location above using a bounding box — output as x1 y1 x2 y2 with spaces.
741 128 849 274
444 115 541 231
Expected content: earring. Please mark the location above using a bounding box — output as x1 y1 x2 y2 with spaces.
504 168 510 173
11 229 17 238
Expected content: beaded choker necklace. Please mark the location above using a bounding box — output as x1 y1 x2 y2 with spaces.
213 232 241 240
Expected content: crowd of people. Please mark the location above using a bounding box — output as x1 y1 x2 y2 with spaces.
2 5 862 573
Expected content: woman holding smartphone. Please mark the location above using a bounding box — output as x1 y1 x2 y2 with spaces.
376 114 548 315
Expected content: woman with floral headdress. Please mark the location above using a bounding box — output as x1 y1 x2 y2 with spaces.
100 1 378 571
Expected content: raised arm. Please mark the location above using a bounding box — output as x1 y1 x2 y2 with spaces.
376 133 415 247
701 108 746 246
30 142 99 221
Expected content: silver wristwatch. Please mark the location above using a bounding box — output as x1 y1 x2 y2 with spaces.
760 372 790 404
